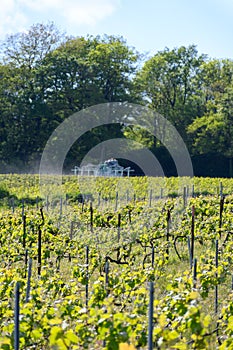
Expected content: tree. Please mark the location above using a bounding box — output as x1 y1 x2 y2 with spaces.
135 45 207 145
188 83 233 176
1 22 64 68
0 28 140 169
87 35 139 103
0 23 65 167
37 35 139 166
196 59 233 103
36 36 96 119
37 34 139 116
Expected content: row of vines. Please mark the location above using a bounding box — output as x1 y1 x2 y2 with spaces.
0 175 233 349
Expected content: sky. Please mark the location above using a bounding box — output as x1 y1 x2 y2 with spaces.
0 0 233 60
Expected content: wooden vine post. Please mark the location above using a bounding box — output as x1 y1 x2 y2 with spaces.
190 205 195 268
14 282 20 350
148 282 154 350
38 227 42 276
166 209 171 259
90 202 93 233
219 195 225 238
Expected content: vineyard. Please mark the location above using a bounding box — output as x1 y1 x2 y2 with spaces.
1 174 233 349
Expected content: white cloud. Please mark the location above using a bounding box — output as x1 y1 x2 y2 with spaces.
63 0 120 26
0 0 120 39
0 0 27 38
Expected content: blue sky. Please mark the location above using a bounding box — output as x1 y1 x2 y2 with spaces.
1 0 233 59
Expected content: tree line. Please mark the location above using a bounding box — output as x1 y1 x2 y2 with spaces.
0 23 232 176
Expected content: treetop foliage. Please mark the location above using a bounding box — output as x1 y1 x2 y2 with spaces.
0 23 233 176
